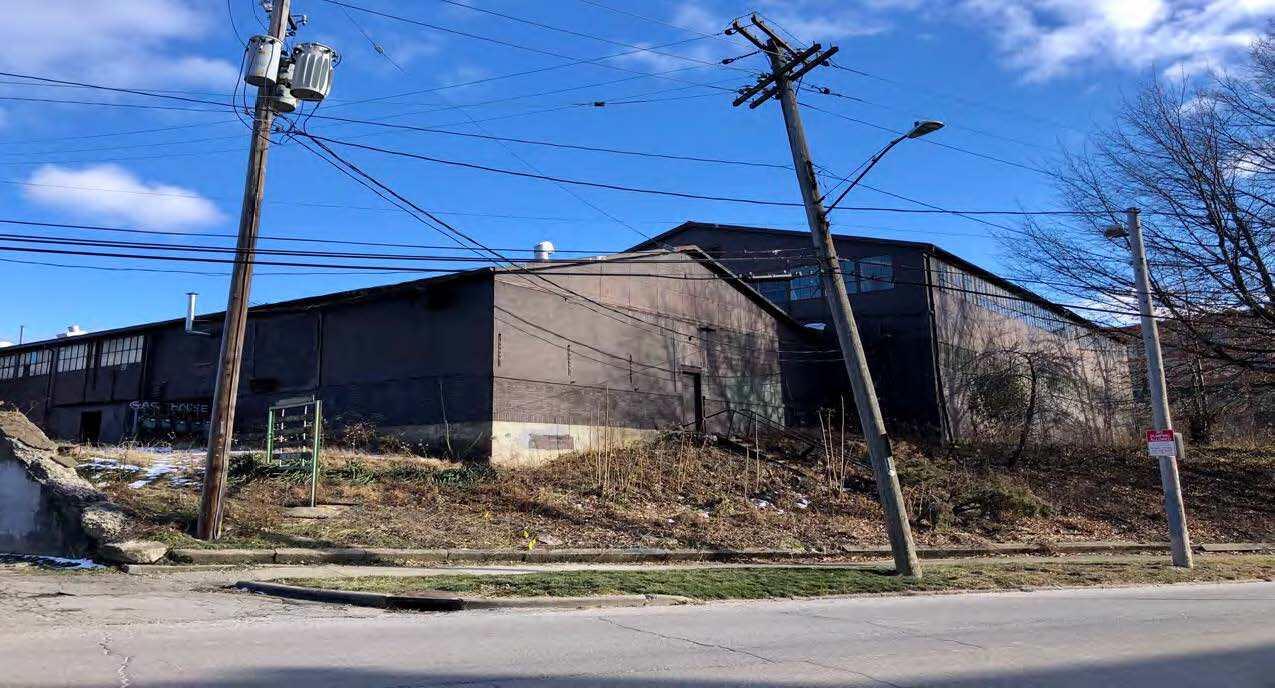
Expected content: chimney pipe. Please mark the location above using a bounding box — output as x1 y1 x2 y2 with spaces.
185 292 210 336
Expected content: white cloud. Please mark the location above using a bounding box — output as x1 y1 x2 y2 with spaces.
0 1 238 89
23 165 224 229
613 1 891 72
954 0 1275 82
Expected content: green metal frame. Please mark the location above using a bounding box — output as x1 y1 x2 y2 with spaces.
265 398 323 507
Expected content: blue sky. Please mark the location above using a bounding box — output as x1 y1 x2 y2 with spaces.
1 0 1272 343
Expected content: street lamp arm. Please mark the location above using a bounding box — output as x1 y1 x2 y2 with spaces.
824 134 907 212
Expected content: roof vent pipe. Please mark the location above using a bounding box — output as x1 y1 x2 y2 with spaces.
533 240 555 262
185 292 210 337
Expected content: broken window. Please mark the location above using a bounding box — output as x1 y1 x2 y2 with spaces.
24 350 51 376
58 343 89 372
0 355 17 380
99 335 143 368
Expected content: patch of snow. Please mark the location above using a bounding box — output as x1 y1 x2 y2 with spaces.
0 553 102 569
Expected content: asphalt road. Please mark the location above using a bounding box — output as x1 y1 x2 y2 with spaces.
2 570 1273 687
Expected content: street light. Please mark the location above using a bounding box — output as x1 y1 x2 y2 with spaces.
1103 224 1129 240
906 119 945 139
826 120 945 211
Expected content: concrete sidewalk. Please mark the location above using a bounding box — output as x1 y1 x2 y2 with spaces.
119 550 1275 588
168 539 1266 566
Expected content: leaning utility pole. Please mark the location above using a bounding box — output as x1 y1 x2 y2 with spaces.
726 15 921 577
196 0 292 540
1125 208 1194 567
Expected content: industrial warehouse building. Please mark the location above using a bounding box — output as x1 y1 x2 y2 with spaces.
0 247 830 465
632 223 1136 444
0 223 1135 460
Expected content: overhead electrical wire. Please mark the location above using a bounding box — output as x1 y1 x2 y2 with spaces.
317 0 740 96
295 132 807 207
291 135 840 359
0 234 1164 324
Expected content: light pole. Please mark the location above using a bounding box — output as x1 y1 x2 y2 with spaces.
1105 207 1194 567
726 15 944 578
825 120 945 211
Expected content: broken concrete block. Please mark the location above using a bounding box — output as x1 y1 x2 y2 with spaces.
80 504 129 543
98 540 169 565
0 410 107 556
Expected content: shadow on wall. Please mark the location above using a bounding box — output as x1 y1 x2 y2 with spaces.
108 642 1275 687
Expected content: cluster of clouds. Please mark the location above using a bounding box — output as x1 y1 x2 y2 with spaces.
0 0 239 90
10 0 1275 232
625 0 1275 82
952 0 1275 82
5 1 240 228
24 164 224 229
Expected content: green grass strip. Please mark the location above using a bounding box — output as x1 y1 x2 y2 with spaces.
279 556 1275 600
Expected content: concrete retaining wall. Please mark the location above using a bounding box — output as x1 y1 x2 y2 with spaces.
0 410 104 556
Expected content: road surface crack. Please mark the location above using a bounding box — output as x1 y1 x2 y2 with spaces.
98 633 132 688
801 659 910 688
856 618 987 650
782 610 987 650
596 617 776 664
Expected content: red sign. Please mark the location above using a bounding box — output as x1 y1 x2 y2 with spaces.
1146 430 1176 457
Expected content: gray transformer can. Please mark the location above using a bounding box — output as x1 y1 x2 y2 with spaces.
290 43 339 101
244 35 284 87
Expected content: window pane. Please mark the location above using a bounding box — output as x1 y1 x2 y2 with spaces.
26 350 51 376
859 256 893 292
98 335 143 368
790 266 822 301
756 280 790 308
58 344 88 372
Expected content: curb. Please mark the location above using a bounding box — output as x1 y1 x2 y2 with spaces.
169 541 1275 567
233 580 691 612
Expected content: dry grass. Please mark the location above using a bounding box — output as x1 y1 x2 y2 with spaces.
86 434 1275 552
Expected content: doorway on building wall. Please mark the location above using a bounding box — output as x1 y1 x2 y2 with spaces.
680 370 703 433
79 411 102 444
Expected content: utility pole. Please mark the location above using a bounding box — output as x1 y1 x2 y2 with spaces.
196 0 292 540
1125 207 1194 567
726 16 921 578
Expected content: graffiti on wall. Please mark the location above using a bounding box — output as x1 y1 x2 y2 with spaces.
128 401 210 440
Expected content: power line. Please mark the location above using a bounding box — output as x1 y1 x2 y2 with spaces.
293 135 839 356
422 0 736 72
800 100 1057 177
306 113 789 169
316 0 739 96
295 132 807 207
827 61 1087 136
0 226 1161 322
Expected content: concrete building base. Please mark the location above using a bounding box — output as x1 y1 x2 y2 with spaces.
489 421 659 467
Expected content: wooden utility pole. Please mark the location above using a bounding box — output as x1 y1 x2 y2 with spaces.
1125 208 1193 567
726 16 922 578
196 0 292 540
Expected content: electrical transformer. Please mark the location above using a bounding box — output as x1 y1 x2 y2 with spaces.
272 61 298 113
290 43 339 101
244 35 283 87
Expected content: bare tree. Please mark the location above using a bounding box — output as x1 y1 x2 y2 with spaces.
1012 30 1275 388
